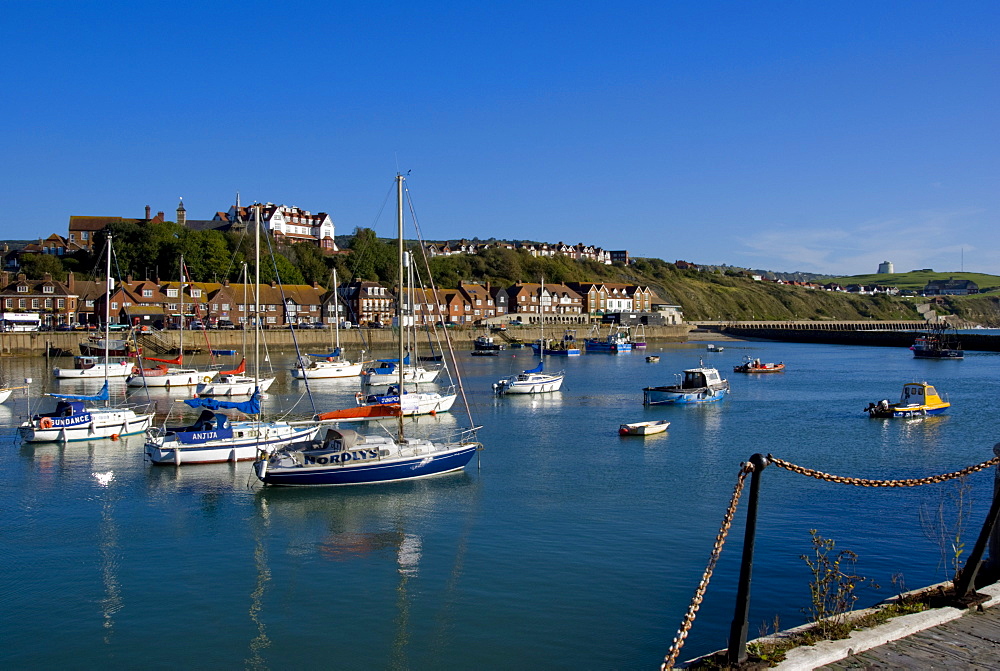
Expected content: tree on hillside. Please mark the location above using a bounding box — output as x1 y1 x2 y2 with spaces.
348 228 396 284
19 253 66 281
287 242 330 286
181 229 232 282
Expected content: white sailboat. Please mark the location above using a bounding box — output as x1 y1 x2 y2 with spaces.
144 205 319 465
494 277 564 395
20 234 154 442
291 267 365 380
126 255 213 388
255 173 480 486
196 265 277 396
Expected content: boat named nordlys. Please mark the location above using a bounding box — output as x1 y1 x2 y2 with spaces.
642 365 729 405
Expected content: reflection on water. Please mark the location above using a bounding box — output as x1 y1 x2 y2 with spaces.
96 472 122 645
246 497 272 671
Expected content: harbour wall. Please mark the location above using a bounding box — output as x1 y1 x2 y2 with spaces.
2 324 696 356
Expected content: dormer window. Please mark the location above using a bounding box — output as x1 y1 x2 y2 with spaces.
43 285 54 294
142 289 153 297
17 285 28 293
166 289 178 298
190 289 201 298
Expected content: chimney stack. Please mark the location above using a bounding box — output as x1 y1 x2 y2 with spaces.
145 205 151 219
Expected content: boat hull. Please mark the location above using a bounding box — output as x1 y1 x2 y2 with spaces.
496 373 563 394
291 361 364 379
870 405 949 418
20 409 153 443
361 367 440 386
126 369 211 387
619 420 669 436
195 376 275 396
643 386 728 405
256 442 478 486
145 423 319 465
53 361 132 379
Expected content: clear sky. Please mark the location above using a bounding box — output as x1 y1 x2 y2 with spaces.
3 1 997 276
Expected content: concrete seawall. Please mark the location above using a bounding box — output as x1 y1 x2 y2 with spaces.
2 324 695 355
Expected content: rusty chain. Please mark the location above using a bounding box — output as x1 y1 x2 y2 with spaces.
661 462 753 671
660 453 1000 668
767 454 1000 487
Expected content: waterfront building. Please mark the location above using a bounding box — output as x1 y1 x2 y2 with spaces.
0 272 77 327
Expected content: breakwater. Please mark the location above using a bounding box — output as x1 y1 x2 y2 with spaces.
695 320 1000 352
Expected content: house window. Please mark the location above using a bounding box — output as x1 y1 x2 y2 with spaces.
167 303 178 311
143 289 153 297
43 285 54 294
111 302 118 310
18 299 26 308
57 299 65 308
167 289 178 298
4 299 11 308
85 300 94 307
222 304 229 311
31 299 39 308
266 316 276 324
17 285 28 293
191 289 201 298
69 234 76 242
81 231 89 241
44 298 52 309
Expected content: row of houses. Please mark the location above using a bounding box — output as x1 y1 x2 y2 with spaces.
0 272 679 329
424 240 629 265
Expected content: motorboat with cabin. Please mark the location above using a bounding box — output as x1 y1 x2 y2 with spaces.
865 382 950 418
643 365 729 405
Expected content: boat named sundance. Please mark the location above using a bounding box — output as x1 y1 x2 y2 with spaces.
865 381 950 418
643 365 730 405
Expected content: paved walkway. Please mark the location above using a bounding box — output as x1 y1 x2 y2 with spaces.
819 604 1000 669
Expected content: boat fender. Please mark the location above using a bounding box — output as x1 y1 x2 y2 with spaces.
327 357 334 362
203 376 212 383
40 417 54 429
132 365 140 375
111 433 119 441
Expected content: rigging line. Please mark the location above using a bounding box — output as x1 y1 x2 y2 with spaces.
258 220 317 415
405 185 477 428
109 242 152 405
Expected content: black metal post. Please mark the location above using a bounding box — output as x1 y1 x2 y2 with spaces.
727 453 769 666
955 444 1000 602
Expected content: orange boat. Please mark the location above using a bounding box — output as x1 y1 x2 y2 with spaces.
733 357 785 373
314 404 401 423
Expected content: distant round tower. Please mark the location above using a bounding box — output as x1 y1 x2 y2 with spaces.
877 260 894 274
176 197 186 226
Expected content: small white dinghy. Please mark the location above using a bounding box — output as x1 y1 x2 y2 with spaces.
619 420 670 436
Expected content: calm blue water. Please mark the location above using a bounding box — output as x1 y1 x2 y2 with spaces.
3 340 1000 669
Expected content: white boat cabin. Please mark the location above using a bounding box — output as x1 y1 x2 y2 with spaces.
682 367 724 390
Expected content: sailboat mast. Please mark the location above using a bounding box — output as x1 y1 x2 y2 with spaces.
104 233 112 407
179 254 184 357
396 174 405 441
333 267 340 351
254 205 261 402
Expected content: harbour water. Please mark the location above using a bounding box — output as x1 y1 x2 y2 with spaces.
3 340 1000 669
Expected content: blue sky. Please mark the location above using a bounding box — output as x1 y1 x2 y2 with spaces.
4 1 998 276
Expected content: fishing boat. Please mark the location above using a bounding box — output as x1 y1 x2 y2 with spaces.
292 268 366 379
645 355 659 363
21 235 154 443
619 420 670 436
733 357 785 373
585 324 633 353
531 329 581 356
642 365 729 405
865 381 950 418
254 173 481 486
911 327 963 359
145 206 319 465
127 256 212 388
474 335 505 352
53 355 132 379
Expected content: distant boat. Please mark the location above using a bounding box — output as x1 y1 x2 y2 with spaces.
733 357 785 373
619 420 669 436
645 355 660 363
643 365 729 405
706 344 724 353
865 381 950 418
911 327 963 359
585 324 632 353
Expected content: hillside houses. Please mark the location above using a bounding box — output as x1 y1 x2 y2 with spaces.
923 279 979 296
425 240 615 265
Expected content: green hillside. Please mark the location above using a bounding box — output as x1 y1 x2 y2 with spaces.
828 270 1000 293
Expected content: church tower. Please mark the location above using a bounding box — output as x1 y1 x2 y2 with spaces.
176 197 187 226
